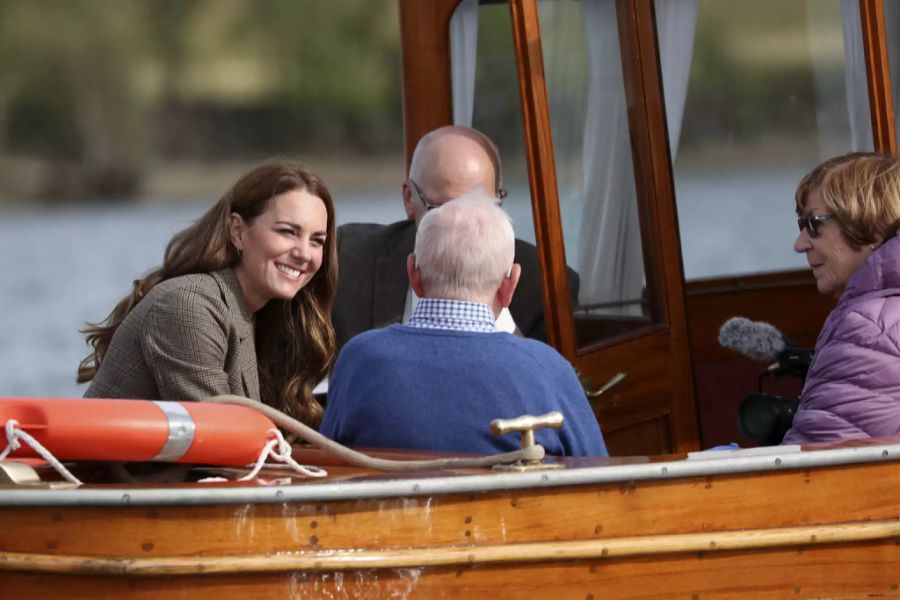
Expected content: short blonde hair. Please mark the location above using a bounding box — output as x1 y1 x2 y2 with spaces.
813 154 900 248
795 152 874 214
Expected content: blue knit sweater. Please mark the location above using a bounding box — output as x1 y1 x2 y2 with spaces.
320 325 607 456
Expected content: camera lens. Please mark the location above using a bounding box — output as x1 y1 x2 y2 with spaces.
739 394 799 445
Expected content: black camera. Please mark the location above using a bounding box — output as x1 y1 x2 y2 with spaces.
738 393 800 445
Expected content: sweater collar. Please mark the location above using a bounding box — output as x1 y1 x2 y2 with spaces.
407 298 497 333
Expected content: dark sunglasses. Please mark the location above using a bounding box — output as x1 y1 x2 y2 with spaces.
797 214 835 238
410 179 507 211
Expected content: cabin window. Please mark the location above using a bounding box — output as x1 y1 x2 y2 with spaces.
661 0 873 281
450 0 538 247
538 0 657 349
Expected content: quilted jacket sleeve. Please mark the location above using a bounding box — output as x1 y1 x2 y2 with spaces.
784 304 900 444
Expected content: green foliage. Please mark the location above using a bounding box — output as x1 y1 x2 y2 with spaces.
219 0 402 152
680 19 818 148
677 0 840 157
0 0 403 199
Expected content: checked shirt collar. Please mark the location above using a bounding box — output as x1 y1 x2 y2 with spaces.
407 298 497 333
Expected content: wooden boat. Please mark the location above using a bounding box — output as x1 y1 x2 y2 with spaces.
4 436 900 598
4 0 900 597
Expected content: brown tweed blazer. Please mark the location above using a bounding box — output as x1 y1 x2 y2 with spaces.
84 268 260 402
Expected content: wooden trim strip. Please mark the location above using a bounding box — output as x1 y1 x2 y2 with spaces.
508 0 575 353
685 278 822 297
398 0 458 168
859 0 897 154
4 520 900 576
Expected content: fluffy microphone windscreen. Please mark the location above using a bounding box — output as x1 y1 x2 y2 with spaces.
718 316 786 360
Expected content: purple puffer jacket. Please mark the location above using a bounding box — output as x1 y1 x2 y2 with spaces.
783 232 900 444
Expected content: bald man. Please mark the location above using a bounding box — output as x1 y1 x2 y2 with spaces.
332 125 579 353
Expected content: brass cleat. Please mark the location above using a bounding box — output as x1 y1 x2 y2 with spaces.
0 461 40 485
0 461 79 488
490 412 566 471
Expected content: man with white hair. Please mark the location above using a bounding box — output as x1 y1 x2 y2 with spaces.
320 193 607 457
331 125 579 353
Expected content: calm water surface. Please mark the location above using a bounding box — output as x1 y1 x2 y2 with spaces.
0 171 807 398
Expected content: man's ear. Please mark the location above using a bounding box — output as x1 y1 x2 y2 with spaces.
402 181 416 221
228 212 245 251
407 253 426 297
496 263 521 308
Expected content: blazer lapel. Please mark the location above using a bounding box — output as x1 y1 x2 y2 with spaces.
239 350 260 401
372 222 417 329
215 269 261 401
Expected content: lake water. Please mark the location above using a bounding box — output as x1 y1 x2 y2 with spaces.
0 169 807 398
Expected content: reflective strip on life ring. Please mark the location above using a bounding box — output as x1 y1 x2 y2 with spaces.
152 401 196 462
0 398 276 466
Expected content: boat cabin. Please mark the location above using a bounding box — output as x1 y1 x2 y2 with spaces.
399 0 898 455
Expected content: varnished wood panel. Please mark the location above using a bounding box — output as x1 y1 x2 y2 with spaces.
860 0 897 154
5 536 900 599
508 0 574 352
685 270 835 445
5 461 900 557
609 0 699 453
6 457 900 596
685 270 835 363
694 358 805 447
398 0 458 168
603 412 671 456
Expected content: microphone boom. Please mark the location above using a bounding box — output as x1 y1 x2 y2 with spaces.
718 317 786 361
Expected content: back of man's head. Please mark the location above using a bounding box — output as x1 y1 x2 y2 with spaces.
414 191 515 302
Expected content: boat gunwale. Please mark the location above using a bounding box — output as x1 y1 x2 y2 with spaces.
1 442 898 507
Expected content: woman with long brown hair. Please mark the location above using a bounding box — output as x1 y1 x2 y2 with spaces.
79 161 337 426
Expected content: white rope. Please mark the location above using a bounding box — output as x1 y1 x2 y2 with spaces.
1 419 83 485
239 428 327 481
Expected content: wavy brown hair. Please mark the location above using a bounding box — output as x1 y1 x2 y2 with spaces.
78 161 338 426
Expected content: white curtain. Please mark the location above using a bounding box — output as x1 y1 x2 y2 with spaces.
577 0 697 313
450 0 479 126
656 0 698 161
840 0 873 151
809 0 871 153
448 0 699 317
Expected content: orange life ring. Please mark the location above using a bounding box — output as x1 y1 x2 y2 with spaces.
0 398 277 466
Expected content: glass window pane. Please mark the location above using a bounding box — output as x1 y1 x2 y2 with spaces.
540 0 656 349
467 2 536 245
457 1 567 342
665 0 872 280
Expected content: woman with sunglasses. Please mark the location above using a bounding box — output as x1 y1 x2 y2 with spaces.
784 152 900 444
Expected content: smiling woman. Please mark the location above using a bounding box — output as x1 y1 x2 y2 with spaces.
78 161 337 426
229 188 329 313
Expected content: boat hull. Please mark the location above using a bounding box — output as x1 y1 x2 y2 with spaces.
3 452 900 598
